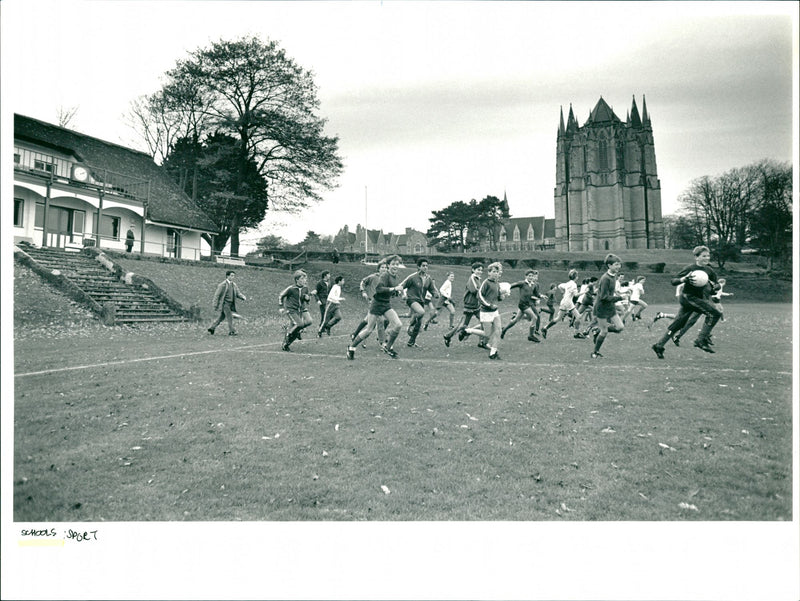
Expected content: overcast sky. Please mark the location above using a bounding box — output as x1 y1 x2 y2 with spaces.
3 0 797 250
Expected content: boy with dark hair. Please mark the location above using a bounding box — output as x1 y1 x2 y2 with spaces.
401 257 438 348
351 261 388 346
279 270 313 351
591 254 625 358
319 275 345 336
311 271 331 324
652 245 721 358
501 269 543 342
443 262 484 347
208 270 247 336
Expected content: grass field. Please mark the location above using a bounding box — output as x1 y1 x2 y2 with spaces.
12 260 794 522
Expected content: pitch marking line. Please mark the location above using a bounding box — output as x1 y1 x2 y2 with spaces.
13 341 283 378
233 346 792 376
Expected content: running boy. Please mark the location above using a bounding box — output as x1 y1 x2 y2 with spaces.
501 269 543 342
424 272 456 330
351 261 388 346
401 257 438 347
590 254 625 358
443 262 484 347
624 275 648 323
279 270 313 351
311 271 331 324
652 245 721 358
464 261 506 359
347 255 405 359
541 269 583 339
319 275 345 336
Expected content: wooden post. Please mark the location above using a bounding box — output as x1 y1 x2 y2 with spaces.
41 172 52 247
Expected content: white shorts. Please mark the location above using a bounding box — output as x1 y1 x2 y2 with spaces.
479 310 499 322
559 301 575 312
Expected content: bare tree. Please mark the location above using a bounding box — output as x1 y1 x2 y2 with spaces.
56 106 78 129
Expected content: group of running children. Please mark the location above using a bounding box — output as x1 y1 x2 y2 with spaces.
272 246 730 361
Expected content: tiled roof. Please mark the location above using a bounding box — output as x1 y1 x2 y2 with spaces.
14 114 218 232
586 97 621 125
543 218 555 238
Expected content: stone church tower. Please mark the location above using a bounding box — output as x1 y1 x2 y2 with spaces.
553 96 665 251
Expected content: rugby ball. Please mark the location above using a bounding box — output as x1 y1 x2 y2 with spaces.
499 282 511 297
688 270 709 287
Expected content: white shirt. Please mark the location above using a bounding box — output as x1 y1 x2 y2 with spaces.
629 282 644 302
440 280 452 299
558 280 578 309
326 284 343 304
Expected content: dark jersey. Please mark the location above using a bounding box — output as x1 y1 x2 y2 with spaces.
280 285 311 312
673 264 718 299
360 272 381 299
463 273 482 311
373 272 401 305
315 279 330 301
593 272 621 319
478 279 501 312
510 281 539 309
403 272 437 304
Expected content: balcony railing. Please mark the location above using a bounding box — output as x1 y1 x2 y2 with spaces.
14 146 150 202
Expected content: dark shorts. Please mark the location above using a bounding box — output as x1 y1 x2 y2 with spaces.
462 308 480 318
370 301 392 316
594 302 616 319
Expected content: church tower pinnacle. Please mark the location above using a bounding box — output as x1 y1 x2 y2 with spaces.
553 95 665 251
641 94 650 126
629 95 642 128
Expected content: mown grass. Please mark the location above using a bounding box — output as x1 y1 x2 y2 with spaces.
13 260 793 522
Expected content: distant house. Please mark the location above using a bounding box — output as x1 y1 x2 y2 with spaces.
482 216 556 251
13 114 218 260
395 228 429 255
334 224 430 256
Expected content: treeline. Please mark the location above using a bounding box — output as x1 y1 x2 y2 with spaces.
665 159 792 269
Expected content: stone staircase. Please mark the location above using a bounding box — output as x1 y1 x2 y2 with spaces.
18 245 189 325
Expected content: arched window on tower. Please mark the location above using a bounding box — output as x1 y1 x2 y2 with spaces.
598 140 608 171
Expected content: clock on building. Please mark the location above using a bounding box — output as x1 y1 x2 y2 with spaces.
71 165 89 182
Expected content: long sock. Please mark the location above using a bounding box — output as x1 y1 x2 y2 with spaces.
352 319 367 339
529 325 536 338
594 333 606 353
386 329 399 349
